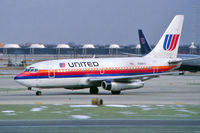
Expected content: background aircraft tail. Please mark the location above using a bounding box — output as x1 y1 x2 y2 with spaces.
138 29 152 55
145 15 184 58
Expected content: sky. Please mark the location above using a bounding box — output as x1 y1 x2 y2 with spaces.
0 0 199 46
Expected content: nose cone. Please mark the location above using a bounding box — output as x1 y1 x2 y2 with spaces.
14 72 26 80
14 72 32 87
14 74 19 80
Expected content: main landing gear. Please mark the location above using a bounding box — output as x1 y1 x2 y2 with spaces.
36 91 42 96
28 87 42 96
89 87 99 94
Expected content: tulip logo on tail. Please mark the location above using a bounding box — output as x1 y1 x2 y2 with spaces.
140 38 145 44
163 34 180 51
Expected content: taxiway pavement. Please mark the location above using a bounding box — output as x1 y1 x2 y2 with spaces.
0 74 200 104
0 120 200 127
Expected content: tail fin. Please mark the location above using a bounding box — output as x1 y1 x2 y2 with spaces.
145 15 184 58
138 29 152 55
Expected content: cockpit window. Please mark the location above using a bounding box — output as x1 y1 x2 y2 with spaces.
24 67 38 73
30 68 35 72
24 68 30 72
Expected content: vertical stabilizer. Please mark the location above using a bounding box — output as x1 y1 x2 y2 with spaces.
138 29 152 54
145 15 184 58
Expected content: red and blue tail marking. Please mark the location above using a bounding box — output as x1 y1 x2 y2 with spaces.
163 34 179 51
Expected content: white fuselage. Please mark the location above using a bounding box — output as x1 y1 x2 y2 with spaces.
14 57 180 89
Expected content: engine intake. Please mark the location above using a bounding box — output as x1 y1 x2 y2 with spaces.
101 80 112 90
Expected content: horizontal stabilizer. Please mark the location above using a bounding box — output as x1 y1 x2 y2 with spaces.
168 57 200 64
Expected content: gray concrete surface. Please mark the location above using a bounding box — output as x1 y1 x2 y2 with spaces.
0 120 200 126
0 74 200 104
1 120 200 133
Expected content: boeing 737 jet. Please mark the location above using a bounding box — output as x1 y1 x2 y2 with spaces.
15 15 184 95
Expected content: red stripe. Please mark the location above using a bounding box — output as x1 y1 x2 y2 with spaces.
171 34 179 50
168 35 176 51
18 65 178 78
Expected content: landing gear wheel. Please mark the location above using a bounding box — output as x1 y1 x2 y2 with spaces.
111 90 121 95
36 91 42 96
89 87 99 94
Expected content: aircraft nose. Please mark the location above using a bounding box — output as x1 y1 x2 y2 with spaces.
14 74 18 80
14 72 24 80
14 72 31 87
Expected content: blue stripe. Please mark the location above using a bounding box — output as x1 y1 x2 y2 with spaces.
166 34 172 50
163 34 169 50
14 72 153 80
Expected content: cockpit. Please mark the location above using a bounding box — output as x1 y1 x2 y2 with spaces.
24 67 38 73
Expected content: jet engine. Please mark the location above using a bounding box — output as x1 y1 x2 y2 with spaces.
101 80 144 91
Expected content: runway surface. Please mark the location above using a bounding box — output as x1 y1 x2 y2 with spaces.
1 120 199 133
0 120 200 127
0 74 200 104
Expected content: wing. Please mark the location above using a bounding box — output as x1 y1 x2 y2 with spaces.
89 71 184 83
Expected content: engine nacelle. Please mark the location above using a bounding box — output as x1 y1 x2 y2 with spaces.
101 80 144 91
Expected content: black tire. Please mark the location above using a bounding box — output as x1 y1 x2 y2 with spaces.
36 91 42 96
111 90 121 95
90 87 99 94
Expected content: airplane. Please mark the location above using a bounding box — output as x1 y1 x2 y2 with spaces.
14 15 184 96
138 29 200 72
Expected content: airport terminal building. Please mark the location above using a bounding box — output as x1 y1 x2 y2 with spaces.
0 43 199 55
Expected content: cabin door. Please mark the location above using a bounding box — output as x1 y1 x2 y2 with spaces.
48 69 55 78
153 66 158 73
100 67 104 74
48 63 55 78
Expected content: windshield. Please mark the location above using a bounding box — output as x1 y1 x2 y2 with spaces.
24 67 38 73
24 68 30 72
